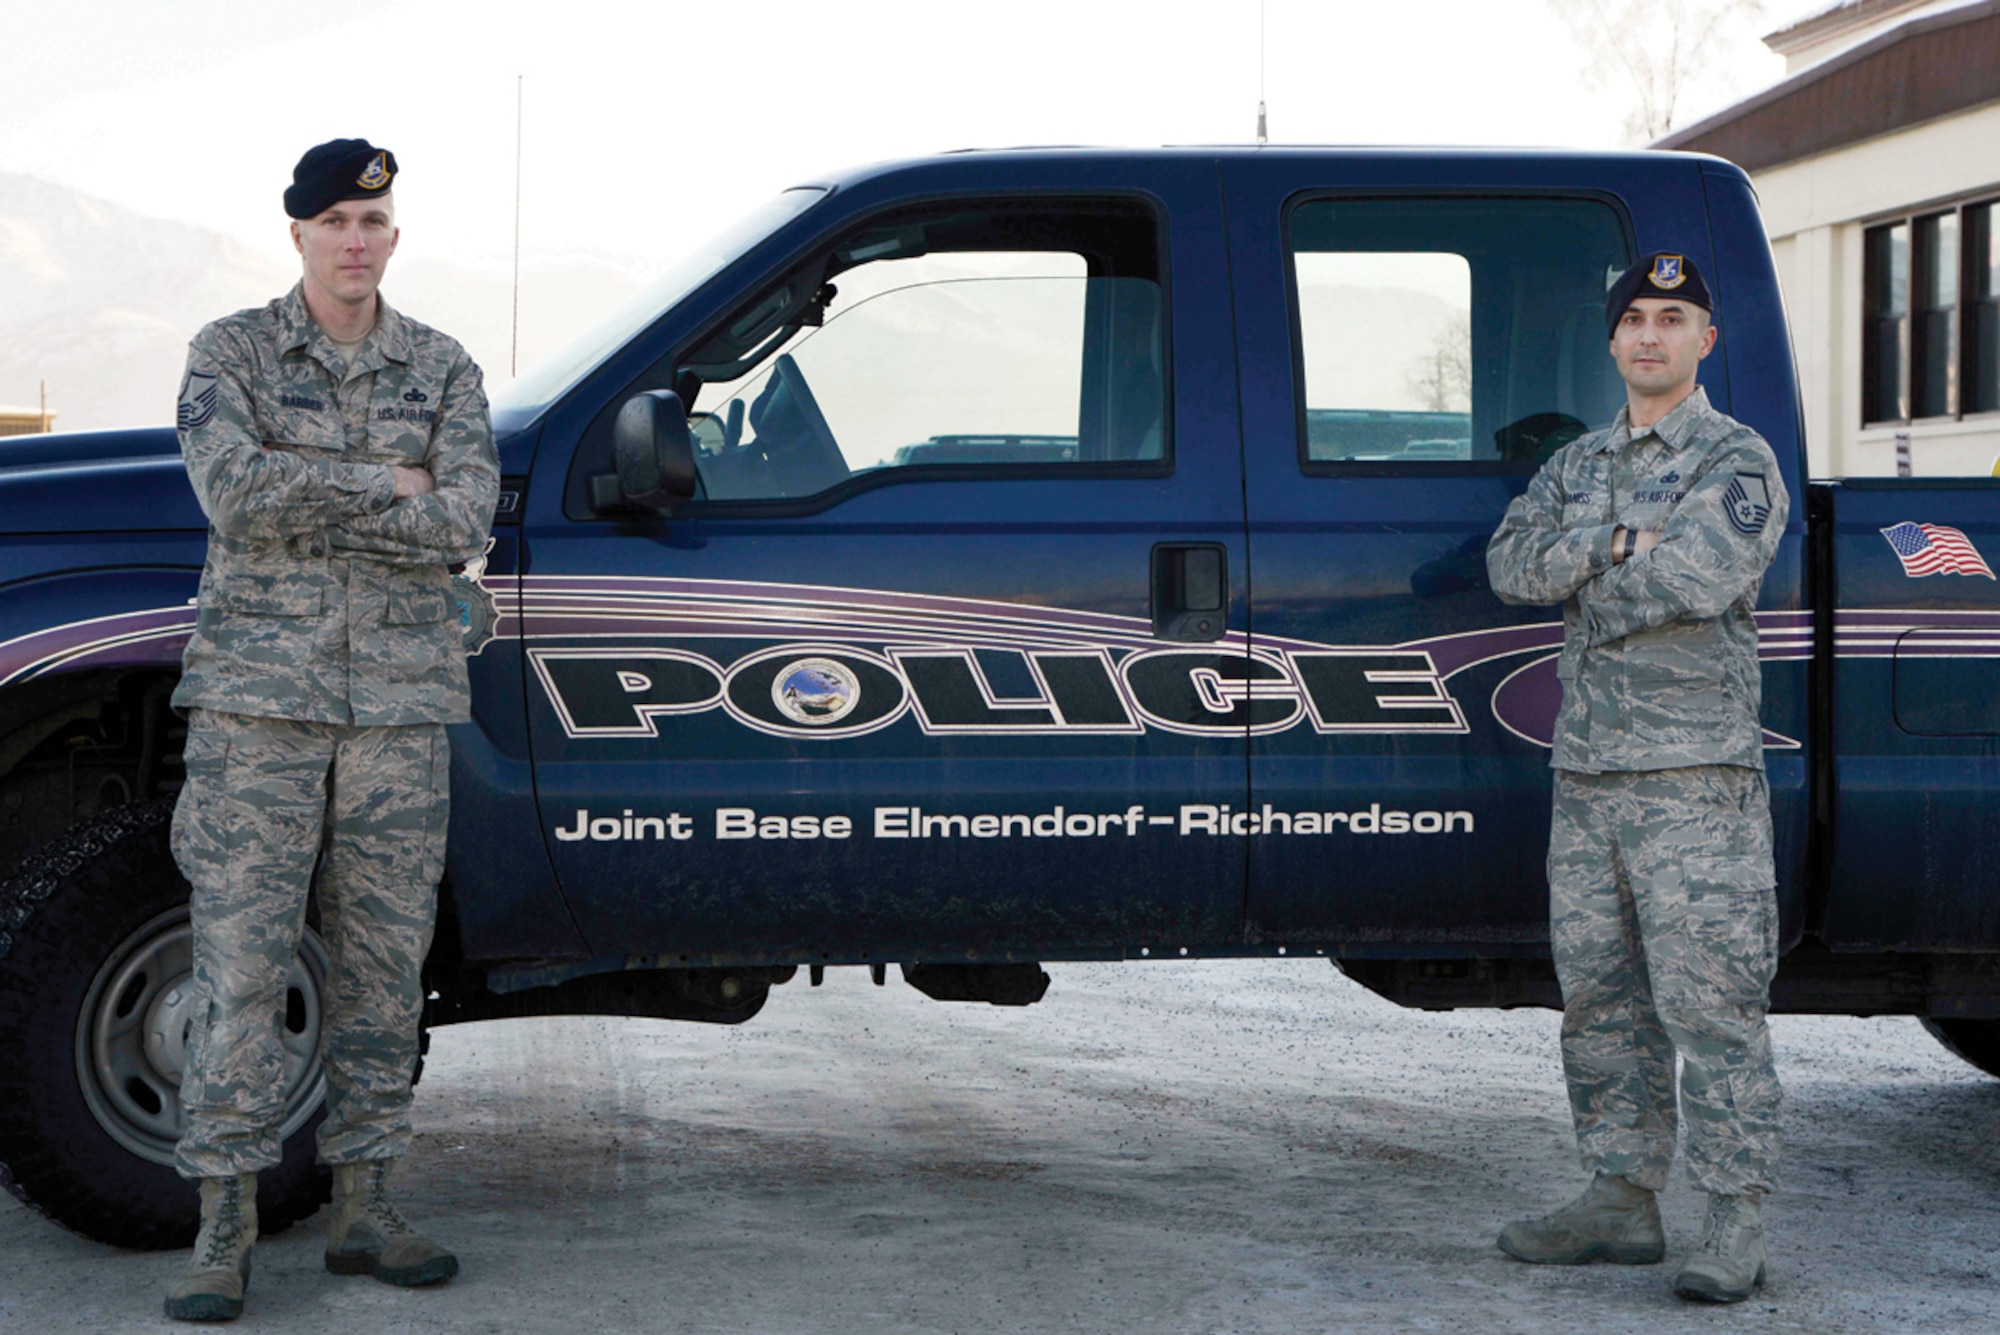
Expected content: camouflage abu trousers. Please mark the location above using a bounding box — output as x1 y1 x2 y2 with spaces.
1549 764 1781 1197
170 708 449 1180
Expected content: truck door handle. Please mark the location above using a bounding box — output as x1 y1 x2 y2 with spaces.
1151 543 1228 642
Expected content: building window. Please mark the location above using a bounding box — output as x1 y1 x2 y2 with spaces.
1913 212 1958 418
1973 202 1999 415
1865 195 2000 425
1864 222 1908 423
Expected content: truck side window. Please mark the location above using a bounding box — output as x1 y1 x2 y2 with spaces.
1287 198 1631 470
683 200 1166 503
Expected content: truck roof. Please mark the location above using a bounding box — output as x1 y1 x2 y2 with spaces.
795 144 1745 193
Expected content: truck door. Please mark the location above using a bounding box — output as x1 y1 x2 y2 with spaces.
517 164 1249 962
1821 480 2000 948
1222 155 1807 948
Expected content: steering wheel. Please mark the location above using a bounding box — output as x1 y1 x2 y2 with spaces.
769 354 849 494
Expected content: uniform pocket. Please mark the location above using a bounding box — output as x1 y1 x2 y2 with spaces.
384 586 449 625
222 583 323 617
420 727 452 890
170 711 227 873
1626 664 1725 703
1682 852 1778 1001
1624 657 1728 742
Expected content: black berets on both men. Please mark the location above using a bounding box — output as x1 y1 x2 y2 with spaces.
1605 252 1713 335
283 139 398 220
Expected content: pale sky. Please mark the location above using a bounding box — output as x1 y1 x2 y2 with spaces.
2 0 1823 285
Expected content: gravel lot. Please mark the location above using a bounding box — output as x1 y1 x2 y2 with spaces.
5 959 1999 1333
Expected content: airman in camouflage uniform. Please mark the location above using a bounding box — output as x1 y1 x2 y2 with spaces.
163 139 497 1322
1486 253 1789 1305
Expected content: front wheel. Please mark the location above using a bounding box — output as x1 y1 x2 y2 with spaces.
1921 1017 2000 1079
0 799 331 1249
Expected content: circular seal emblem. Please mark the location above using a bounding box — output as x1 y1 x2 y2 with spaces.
771 657 860 726
452 573 499 656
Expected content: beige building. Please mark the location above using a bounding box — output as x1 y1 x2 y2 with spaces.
1661 0 2000 478
0 407 56 438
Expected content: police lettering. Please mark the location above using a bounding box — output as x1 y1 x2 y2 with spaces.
534 643 1467 740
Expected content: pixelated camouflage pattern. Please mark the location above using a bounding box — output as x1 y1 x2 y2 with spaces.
1548 765 1781 1197
171 709 448 1179
173 284 499 727
1486 386 1790 772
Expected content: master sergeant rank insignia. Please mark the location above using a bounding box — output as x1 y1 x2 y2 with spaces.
177 371 218 432
1724 472 1772 536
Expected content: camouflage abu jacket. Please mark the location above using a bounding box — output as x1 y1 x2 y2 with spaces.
1485 385 1789 773
172 284 499 726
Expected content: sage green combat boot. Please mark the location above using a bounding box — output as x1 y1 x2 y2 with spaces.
325 1160 459 1287
164 1172 258 1322
1497 1172 1665 1265
1673 1192 1767 1303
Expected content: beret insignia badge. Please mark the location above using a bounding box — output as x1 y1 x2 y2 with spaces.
355 152 392 191
1650 254 1686 289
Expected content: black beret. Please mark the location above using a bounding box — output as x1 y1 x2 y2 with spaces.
1606 253 1712 336
283 139 397 220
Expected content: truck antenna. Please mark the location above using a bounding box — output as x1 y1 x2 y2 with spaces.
1256 0 1269 144
511 74 524 379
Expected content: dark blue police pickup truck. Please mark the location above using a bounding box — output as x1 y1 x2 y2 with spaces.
4 147 1998 1248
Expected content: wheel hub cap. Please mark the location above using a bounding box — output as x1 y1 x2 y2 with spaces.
141 971 196 1085
75 907 330 1167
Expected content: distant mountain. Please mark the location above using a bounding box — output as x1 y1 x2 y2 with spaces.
0 174 648 433
0 175 292 430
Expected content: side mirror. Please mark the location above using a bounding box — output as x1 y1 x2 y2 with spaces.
612 390 698 510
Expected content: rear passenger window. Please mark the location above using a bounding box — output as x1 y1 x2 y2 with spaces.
1288 198 1632 470
681 200 1165 503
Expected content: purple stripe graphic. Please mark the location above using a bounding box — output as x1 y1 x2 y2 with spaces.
515 578 1820 752
1491 652 1800 751
517 577 1815 670
0 608 197 686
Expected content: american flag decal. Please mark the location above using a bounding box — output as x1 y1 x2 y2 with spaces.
1880 522 1997 579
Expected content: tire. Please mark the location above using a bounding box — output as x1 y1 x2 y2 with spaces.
1922 1017 2000 1079
0 798 331 1249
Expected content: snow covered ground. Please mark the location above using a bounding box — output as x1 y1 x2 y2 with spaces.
6 959 1999 1332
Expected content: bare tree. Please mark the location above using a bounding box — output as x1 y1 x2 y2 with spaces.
1408 312 1472 413
1548 0 1767 144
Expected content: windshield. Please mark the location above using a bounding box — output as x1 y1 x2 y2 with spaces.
493 186 829 422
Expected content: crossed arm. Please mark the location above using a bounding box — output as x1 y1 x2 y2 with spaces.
178 333 498 566
325 352 499 567
1486 434 1788 644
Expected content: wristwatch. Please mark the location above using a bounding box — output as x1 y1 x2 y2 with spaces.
1618 528 1637 563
